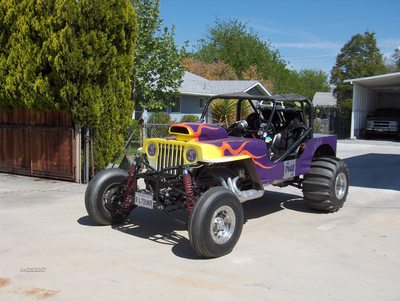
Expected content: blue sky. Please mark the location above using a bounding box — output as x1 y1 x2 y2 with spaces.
160 0 400 74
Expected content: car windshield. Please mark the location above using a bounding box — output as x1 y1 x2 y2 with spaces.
374 110 400 118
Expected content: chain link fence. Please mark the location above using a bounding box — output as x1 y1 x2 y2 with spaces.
115 123 172 165
314 106 351 139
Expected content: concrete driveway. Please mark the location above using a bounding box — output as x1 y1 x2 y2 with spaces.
0 140 399 301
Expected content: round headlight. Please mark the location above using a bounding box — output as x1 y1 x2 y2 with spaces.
186 148 197 163
147 143 157 157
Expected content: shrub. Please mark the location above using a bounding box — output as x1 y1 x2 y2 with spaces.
180 114 199 122
0 0 138 169
148 112 172 124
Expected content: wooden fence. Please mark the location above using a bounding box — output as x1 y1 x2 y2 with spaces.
0 110 79 182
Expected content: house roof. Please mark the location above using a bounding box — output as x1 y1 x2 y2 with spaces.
312 92 337 107
180 71 271 96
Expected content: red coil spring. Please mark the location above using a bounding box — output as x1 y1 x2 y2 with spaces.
123 164 137 210
182 171 195 214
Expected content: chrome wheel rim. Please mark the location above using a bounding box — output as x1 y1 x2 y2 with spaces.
210 206 236 244
335 172 347 200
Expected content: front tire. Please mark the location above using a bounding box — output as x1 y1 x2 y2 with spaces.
188 187 244 258
85 168 134 225
303 156 349 212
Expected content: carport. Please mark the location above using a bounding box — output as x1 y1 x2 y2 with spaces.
344 72 400 138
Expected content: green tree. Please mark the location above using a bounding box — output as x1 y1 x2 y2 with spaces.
130 0 185 111
389 47 400 71
292 69 330 100
194 18 289 92
0 0 138 169
330 31 386 103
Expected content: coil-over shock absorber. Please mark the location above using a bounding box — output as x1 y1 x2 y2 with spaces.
123 159 139 211
182 166 195 214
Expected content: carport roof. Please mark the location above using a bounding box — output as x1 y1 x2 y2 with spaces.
344 72 400 92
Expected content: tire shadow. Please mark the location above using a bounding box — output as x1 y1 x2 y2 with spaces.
78 208 200 260
77 190 320 259
243 190 319 220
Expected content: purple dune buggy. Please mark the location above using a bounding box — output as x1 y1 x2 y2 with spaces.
85 92 349 258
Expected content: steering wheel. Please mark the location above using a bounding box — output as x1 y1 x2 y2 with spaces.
246 113 262 131
227 119 245 131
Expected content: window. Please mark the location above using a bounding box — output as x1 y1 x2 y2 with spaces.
199 98 205 109
171 97 181 112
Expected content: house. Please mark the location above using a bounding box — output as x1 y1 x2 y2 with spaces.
312 92 337 107
344 72 400 138
138 71 271 122
312 92 339 135
168 71 270 120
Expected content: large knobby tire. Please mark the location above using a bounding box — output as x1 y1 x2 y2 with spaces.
85 168 133 225
188 187 244 258
303 156 349 212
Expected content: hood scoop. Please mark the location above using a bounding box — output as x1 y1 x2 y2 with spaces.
169 123 228 141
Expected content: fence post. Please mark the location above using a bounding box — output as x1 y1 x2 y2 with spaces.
84 128 90 184
75 126 82 183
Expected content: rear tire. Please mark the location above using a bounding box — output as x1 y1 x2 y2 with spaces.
85 168 134 225
303 156 349 212
188 187 244 258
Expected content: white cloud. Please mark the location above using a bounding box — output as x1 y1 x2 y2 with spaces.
273 41 340 50
378 38 400 50
248 23 296 37
245 20 340 51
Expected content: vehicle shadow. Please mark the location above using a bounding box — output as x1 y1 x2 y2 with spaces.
77 191 317 260
243 190 317 220
344 153 400 191
78 209 199 259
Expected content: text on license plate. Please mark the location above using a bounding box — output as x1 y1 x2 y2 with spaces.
134 192 154 209
283 159 296 178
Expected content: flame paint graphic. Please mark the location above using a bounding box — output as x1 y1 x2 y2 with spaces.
192 124 222 136
253 160 276 169
220 141 251 156
219 141 275 170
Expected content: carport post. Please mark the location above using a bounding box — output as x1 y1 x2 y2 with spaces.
350 84 355 139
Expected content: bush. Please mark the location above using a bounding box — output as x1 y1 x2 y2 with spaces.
0 0 138 169
148 112 172 124
180 114 199 122
210 99 251 125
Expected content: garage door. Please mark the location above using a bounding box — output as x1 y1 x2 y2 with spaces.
0 110 77 181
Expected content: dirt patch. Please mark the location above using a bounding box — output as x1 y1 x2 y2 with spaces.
21 287 60 299
0 277 11 287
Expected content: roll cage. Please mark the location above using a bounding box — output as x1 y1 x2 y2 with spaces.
200 92 313 129
199 92 315 162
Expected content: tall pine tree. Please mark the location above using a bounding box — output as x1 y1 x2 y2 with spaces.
330 31 385 104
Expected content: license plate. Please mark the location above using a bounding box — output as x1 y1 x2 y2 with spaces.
283 159 296 178
134 191 154 209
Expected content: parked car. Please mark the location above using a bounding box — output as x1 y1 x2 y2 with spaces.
365 108 400 137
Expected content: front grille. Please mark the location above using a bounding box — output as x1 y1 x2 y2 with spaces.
156 143 184 173
368 121 398 132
